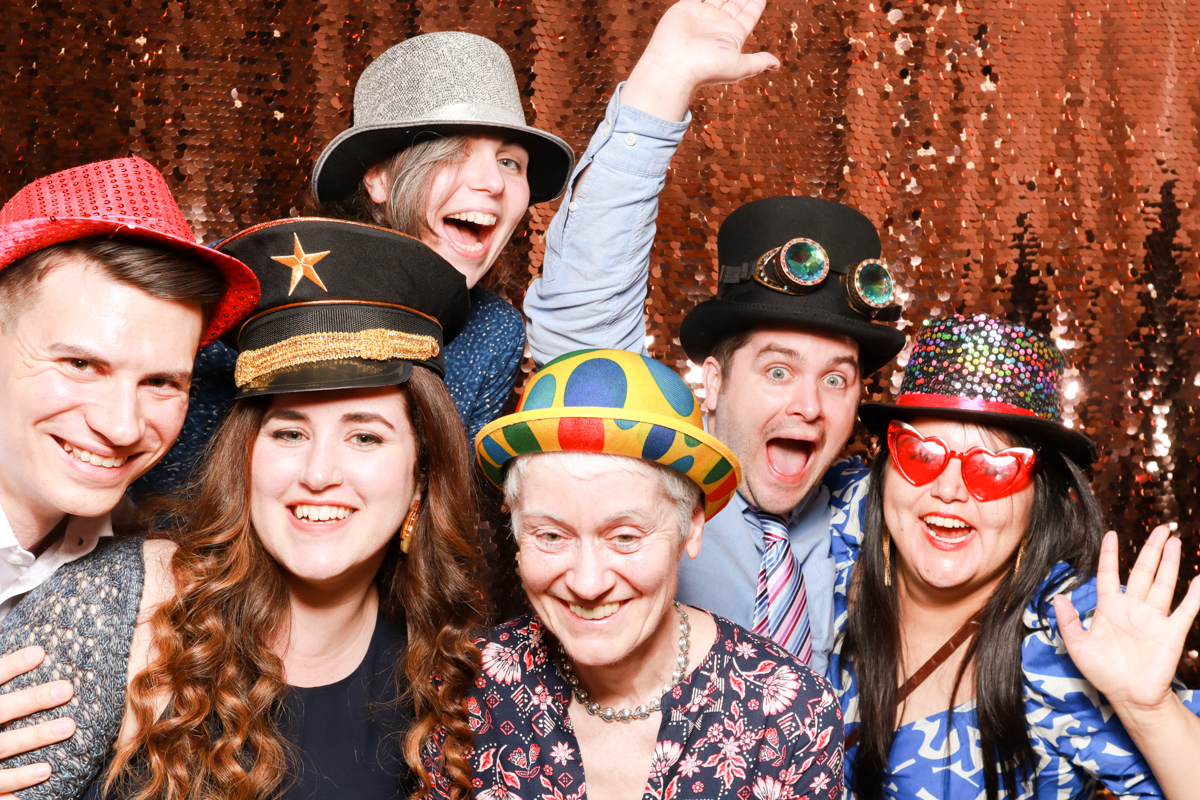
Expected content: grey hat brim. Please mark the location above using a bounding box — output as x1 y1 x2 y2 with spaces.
312 120 574 206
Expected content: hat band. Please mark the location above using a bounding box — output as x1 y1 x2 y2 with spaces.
359 101 526 128
895 393 1047 419
235 329 440 388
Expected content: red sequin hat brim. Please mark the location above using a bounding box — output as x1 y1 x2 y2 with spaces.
0 158 259 347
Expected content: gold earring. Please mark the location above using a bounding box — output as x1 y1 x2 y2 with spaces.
1013 536 1029 576
400 497 422 554
883 530 892 587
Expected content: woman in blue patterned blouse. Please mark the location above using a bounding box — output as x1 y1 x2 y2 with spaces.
827 314 1200 799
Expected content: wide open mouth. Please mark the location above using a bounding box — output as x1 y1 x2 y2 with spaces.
920 513 976 546
441 211 498 258
765 437 815 481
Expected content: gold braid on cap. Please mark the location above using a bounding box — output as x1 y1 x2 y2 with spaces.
235 328 440 387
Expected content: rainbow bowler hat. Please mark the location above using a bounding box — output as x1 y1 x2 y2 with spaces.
475 349 741 519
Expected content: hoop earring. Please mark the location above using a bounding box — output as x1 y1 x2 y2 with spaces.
883 530 892 587
400 497 422 554
1013 536 1029 576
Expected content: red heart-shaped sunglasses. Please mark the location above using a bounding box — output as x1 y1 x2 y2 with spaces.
887 420 1037 502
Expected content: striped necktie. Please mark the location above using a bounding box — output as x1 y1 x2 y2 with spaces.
751 510 813 664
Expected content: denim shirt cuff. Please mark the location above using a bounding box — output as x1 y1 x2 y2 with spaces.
574 81 691 177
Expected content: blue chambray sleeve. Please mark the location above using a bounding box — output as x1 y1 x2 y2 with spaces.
524 82 690 366
1022 578 1199 797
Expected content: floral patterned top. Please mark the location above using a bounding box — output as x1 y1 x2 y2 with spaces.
433 613 843 800
822 458 1200 798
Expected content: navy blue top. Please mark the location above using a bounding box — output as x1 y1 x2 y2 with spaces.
135 287 525 497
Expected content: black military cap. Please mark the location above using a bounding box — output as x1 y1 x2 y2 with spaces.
679 196 906 376
217 217 470 398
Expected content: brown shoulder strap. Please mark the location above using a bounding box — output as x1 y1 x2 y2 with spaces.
843 609 984 752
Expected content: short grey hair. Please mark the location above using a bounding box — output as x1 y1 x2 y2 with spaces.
503 451 703 541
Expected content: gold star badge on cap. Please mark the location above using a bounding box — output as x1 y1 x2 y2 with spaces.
272 233 330 295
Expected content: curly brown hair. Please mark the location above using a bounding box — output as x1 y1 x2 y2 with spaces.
107 368 484 800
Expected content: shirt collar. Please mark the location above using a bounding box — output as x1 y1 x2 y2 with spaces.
0 501 114 558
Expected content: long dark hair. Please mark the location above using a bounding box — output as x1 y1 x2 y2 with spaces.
109 368 484 800
838 424 1104 800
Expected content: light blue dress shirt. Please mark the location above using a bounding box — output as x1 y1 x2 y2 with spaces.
527 85 843 675
525 82 689 365
676 462 839 677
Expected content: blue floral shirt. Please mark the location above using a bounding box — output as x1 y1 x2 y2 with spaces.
821 458 1200 798
439 613 844 800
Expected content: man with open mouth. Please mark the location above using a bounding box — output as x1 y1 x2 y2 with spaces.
0 157 257 792
537 185 906 675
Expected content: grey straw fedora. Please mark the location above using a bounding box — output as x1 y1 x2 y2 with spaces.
313 32 575 206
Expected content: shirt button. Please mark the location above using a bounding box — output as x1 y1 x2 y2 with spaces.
624 132 637 147
568 201 578 211
6 553 26 566
601 122 611 136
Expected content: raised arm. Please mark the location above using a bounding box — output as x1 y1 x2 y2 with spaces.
1054 527 1200 800
524 0 779 365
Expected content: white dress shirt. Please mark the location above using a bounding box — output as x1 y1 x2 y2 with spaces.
0 503 113 622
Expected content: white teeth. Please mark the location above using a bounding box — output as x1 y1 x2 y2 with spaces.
569 602 620 621
292 505 352 522
921 515 972 543
447 211 497 226
923 515 968 529
61 441 127 468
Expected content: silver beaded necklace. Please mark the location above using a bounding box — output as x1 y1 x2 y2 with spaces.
556 601 690 723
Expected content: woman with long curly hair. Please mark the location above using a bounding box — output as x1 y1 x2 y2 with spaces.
830 314 1200 799
0 218 485 800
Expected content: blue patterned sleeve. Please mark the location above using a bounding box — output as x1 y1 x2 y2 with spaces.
443 291 526 440
1022 576 1198 797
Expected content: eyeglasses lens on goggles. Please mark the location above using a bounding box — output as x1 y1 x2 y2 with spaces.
754 238 897 316
887 420 1036 502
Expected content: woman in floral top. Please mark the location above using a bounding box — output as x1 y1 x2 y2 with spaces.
433 350 844 800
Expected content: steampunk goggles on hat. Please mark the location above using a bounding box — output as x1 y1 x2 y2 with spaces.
751 237 898 318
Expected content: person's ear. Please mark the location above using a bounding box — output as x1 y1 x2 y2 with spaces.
363 164 390 204
700 356 723 415
683 504 705 560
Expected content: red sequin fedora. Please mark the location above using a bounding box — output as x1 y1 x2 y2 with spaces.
0 157 259 346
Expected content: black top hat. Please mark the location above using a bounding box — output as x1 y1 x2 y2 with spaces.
858 314 1097 465
216 218 470 398
679 196 906 376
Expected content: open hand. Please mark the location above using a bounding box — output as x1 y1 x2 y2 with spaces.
1055 526 1200 714
0 646 77 796
623 0 781 121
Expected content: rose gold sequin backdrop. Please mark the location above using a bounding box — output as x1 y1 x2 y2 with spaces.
2 0 1199 676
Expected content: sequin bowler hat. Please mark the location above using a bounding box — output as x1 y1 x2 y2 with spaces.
858 314 1097 465
476 349 742 519
679 196 906 376
215 218 469 398
0 157 259 347
313 32 574 206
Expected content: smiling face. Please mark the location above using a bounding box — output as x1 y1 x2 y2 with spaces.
0 257 202 544
883 417 1033 597
703 326 861 515
512 454 703 670
365 135 530 289
249 386 418 593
